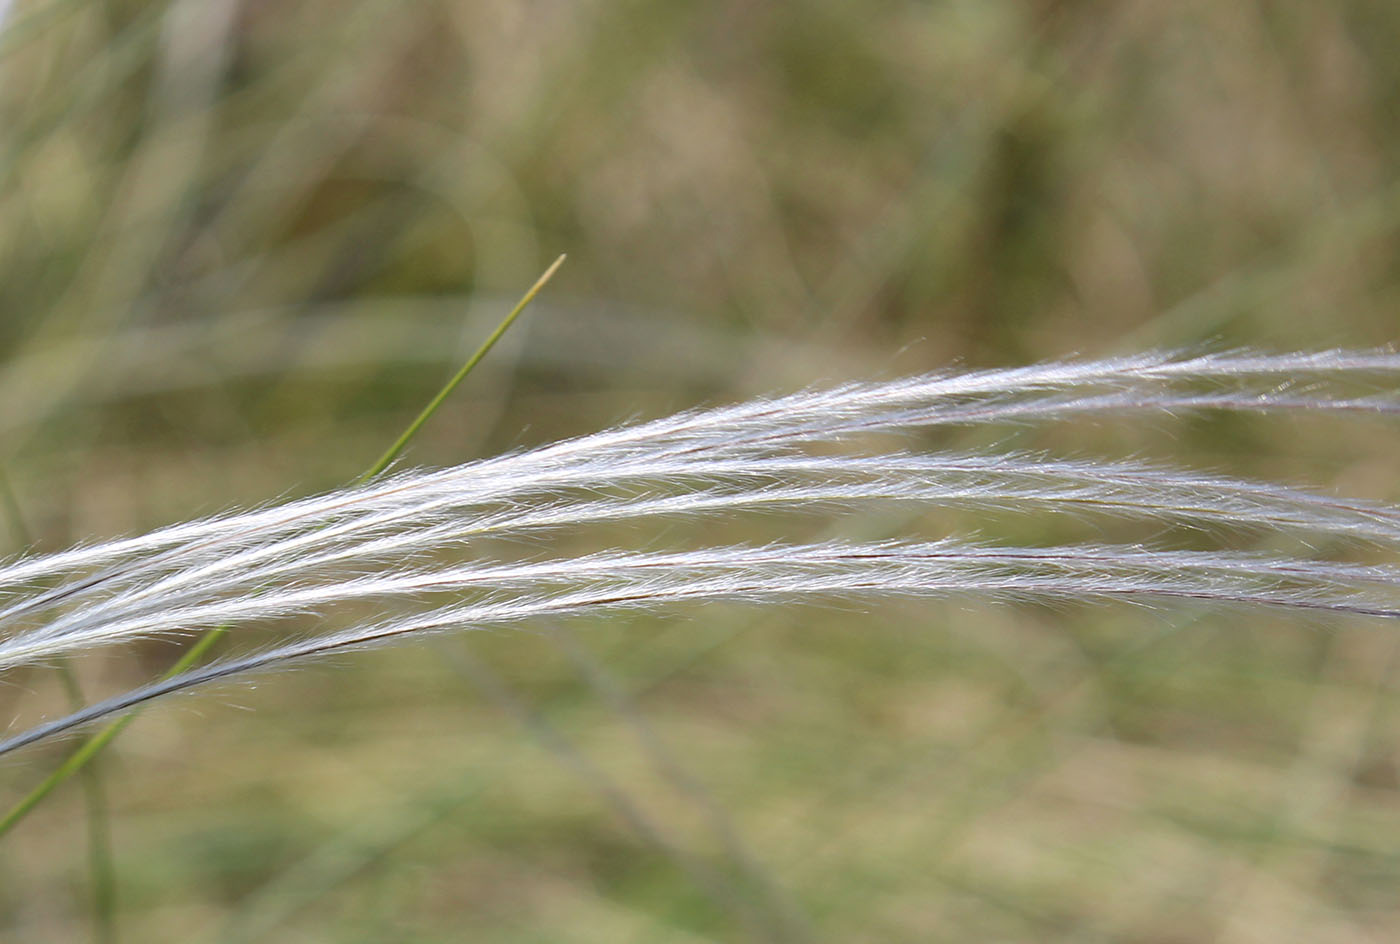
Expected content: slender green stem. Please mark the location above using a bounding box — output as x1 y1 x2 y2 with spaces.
0 629 227 840
359 253 566 484
0 255 565 844
56 661 118 944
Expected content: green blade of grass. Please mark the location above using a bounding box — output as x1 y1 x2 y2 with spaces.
359 253 567 484
0 255 566 844
0 628 227 840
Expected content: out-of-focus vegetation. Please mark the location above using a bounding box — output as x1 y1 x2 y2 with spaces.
1 1 1399 940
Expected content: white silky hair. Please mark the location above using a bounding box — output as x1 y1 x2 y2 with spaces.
3 348 1400 755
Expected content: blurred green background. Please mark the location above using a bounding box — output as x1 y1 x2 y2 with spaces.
2 0 1400 940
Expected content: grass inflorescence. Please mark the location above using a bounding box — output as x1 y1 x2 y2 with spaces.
3 349 1400 756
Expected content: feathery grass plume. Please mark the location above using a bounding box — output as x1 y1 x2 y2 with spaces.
3 348 1400 755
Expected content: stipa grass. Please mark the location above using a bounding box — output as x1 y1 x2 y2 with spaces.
3 348 1400 755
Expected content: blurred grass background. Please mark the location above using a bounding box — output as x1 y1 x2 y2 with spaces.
2 0 1400 940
